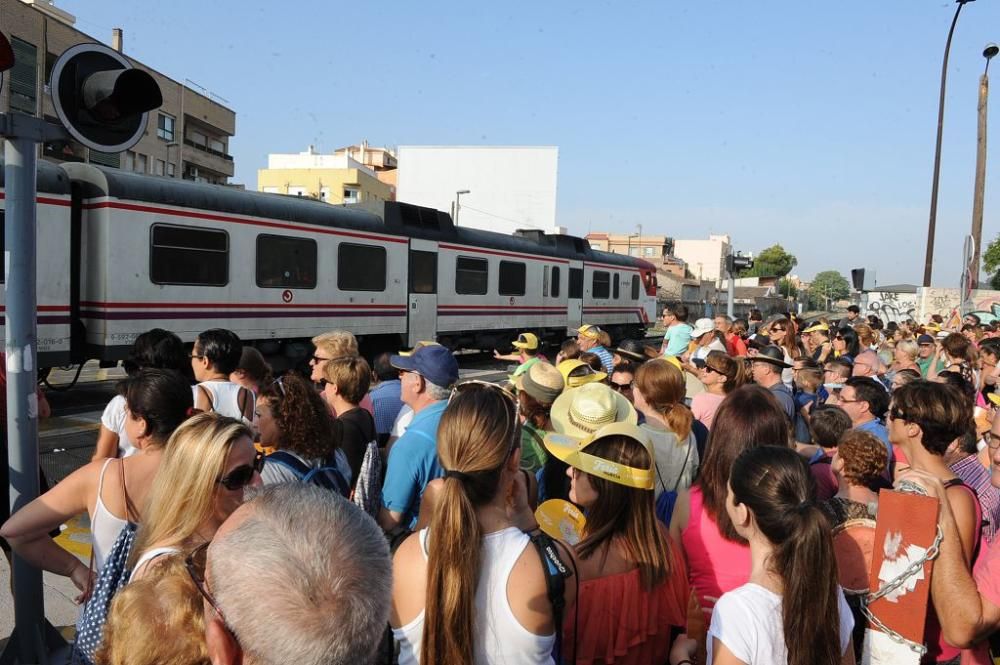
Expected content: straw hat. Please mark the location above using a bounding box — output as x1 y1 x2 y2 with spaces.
576 324 602 340
550 382 637 439
803 322 830 333
543 421 654 490
557 359 607 388
515 362 564 405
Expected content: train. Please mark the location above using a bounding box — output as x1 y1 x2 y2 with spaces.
0 161 658 373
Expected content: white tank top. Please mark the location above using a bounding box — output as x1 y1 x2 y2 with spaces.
393 526 556 665
91 459 129 571
193 380 250 421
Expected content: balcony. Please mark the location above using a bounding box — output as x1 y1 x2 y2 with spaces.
184 138 234 162
181 141 235 179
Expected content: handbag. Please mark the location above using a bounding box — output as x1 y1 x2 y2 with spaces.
71 462 138 665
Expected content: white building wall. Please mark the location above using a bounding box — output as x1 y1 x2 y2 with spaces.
673 235 731 283
396 146 558 234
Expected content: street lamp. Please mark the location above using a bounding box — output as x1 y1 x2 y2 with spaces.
970 42 998 289
923 0 977 287
454 189 470 226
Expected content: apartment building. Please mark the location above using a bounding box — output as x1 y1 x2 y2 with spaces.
0 0 236 183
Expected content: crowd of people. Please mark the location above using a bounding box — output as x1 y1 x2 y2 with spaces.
0 304 996 664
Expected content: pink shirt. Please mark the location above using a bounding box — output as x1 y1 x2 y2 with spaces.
691 393 725 430
681 484 752 618
965 535 1000 664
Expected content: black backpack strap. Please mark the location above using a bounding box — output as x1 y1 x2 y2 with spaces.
528 530 571 661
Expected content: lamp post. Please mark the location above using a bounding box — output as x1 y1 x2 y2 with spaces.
454 189 470 226
923 0 977 287
970 43 998 289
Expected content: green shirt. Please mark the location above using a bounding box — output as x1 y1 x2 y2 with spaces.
520 421 549 473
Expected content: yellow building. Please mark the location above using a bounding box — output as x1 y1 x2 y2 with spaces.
257 145 394 205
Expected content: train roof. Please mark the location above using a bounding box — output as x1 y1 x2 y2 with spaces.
58 163 654 270
0 159 71 196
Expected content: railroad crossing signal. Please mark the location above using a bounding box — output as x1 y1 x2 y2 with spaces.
727 252 754 274
49 42 162 153
0 31 13 95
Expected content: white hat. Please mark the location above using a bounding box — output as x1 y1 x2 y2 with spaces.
690 318 716 339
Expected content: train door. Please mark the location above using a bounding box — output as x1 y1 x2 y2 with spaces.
567 260 584 329
407 239 438 347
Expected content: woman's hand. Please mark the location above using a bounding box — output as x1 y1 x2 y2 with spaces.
669 633 698 665
69 559 95 604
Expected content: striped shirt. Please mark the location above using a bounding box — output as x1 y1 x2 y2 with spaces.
591 345 614 374
951 453 1000 543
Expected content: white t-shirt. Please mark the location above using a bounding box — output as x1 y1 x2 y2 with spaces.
707 582 853 664
100 395 138 458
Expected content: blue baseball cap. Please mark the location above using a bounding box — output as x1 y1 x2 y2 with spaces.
390 345 459 389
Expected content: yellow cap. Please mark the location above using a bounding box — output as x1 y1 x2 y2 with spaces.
543 421 655 490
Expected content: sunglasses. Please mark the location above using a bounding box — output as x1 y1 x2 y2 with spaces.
310 354 332 364
217 450 264 491
610 380 633 392
703 365 726 376
186 542 231 628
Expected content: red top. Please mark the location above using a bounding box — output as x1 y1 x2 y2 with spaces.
564 547 689 664
681 484 752 618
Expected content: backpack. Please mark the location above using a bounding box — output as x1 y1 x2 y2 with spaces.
72 463 138 664
266 450 350 497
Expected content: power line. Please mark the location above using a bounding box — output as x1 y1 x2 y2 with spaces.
457 204 532 228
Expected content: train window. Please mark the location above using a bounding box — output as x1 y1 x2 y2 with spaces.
592 271 610 299
338 243 386 291
150 224 228 286
256 234 317 289
613 273 620 299
569 268 583 299
410 250 437 294
631 274 640 300
456 256 488 295
498 261 526 296
551 266 561 298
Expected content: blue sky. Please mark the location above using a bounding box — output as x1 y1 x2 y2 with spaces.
60 1 1000 286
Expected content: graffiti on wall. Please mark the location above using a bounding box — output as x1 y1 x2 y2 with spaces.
913 288 1000 325
865 291 918 323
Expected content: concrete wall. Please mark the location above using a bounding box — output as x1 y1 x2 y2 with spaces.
257 166 393 204
673 236 731 283
396 146 558 234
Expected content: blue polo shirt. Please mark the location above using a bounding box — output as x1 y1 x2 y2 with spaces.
381 400 448 529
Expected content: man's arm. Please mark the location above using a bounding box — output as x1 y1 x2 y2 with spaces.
901 470 1000 647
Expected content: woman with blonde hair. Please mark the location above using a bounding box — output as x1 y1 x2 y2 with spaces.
545 422 689 663
391 383 565 664
889 338 920 375
633 358 699 495
309 329 374 415
95 555 209 665
128 413 262 579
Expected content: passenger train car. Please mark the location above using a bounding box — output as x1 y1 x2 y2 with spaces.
0 162 658 371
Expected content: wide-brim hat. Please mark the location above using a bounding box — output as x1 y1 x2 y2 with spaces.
803 322 829 334
749 345 793 368
550 382 637 439
543 421 654 490
512 332 539 350
690 318 716 339
614 339 650 363
557 359 607 388
515 361 564 405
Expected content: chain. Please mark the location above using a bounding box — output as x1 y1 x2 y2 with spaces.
860 524 944 656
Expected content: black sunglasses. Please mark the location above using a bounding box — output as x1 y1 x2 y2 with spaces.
609 380 633 392
186 543 231 627
217 450 264 491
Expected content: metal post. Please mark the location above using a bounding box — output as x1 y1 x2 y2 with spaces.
970 70 990 289
923 1 972 287
3 134 45 665
726 268 735 318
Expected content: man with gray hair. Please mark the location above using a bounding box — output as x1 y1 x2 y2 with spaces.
202 483 392 665
379 345 459 532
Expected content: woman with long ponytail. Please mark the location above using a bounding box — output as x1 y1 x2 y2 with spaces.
390 383 566 664
633 358 699 495
708 445 854 664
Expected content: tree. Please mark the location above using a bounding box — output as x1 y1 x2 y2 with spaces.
809 270 851 309
738 244 797 278
982 233 1000 289
777 277 798 299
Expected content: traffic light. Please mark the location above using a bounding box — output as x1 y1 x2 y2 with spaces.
727 252 753 274
49 43 162 153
